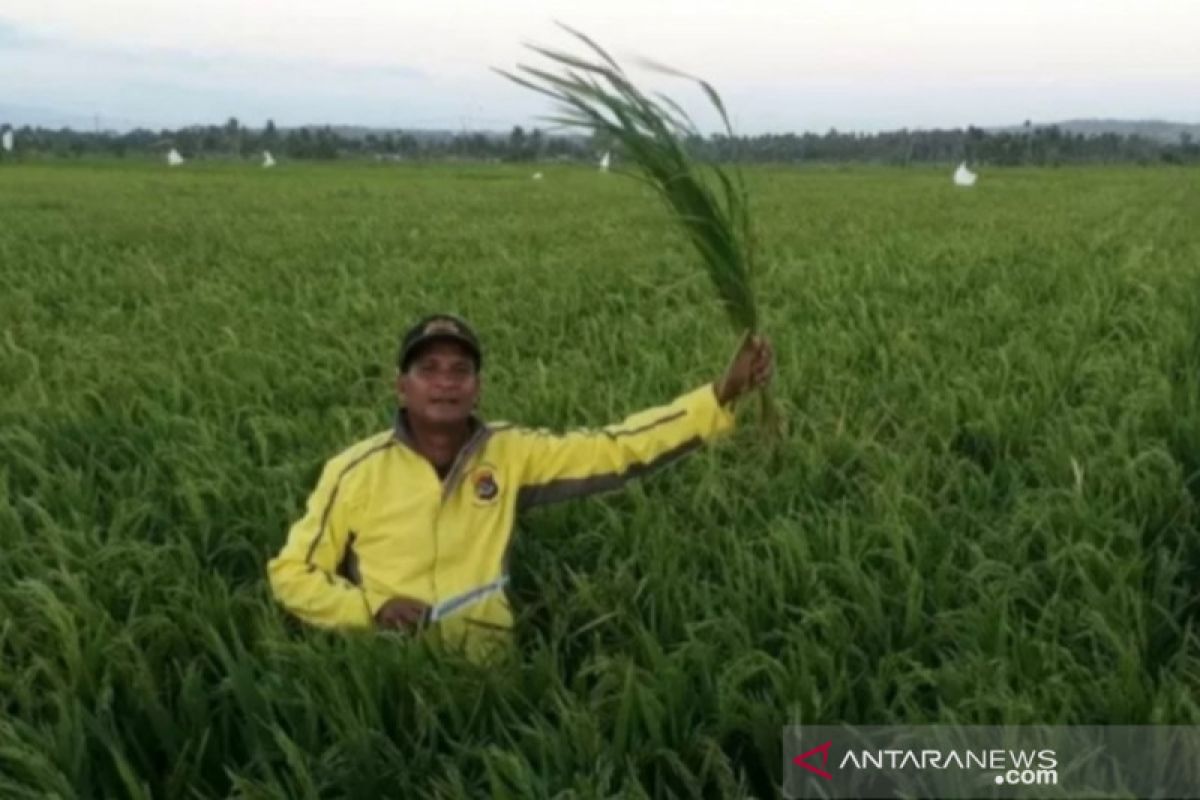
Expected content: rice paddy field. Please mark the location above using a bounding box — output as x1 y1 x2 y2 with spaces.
2 160 1199 798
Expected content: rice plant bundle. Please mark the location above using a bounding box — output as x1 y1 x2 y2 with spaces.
499 26 779 429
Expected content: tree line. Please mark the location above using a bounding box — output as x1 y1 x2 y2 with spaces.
2 117 1197 165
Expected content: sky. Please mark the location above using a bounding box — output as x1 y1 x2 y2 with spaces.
0 0 1196 134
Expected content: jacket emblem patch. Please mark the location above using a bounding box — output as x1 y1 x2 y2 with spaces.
472 467 500 503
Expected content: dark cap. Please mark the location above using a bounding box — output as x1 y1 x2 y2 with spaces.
398 313 482 372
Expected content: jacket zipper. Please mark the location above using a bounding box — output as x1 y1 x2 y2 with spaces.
428 426 491 608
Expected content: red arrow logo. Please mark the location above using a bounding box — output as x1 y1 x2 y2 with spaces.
793 740 833 780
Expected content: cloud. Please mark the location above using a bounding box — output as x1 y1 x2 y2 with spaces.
2 3 1197 133
0 20 426 83
0 17 40 47
0 21 434 129
88 45 427 82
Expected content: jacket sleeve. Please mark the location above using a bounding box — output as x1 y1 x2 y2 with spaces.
513 383 736 511
267 457 389 628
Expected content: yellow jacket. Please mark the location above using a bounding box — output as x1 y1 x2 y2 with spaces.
267 384 736 658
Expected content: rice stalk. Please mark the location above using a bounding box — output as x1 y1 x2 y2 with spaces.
498 24 780 431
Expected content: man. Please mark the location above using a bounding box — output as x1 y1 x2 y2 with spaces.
268 313 774 659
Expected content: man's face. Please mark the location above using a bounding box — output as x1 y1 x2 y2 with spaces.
397 340 481 428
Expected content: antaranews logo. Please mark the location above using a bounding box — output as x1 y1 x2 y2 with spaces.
789 737 1058 796
792 741 833 781
835 747 1057 777
786 725 1200 800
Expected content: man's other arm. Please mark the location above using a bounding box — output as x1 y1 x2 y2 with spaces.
267 457 389 628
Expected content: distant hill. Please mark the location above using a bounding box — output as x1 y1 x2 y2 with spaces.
994 119 1200 144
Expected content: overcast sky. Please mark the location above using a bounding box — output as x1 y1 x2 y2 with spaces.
0 0 1196 133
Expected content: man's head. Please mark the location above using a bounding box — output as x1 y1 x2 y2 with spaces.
396 314 483 429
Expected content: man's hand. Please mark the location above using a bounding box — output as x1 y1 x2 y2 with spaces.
714 334 774 407
374 596 429 631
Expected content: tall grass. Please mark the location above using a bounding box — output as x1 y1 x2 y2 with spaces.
1 162 1198 797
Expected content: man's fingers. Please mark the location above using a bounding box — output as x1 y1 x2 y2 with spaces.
722 335 773 400
735 337 771 390
753 358 773 385
398 607 425 624
376 597 430 631
381 612 421 631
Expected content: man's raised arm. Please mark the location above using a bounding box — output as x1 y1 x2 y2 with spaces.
512 335 773 510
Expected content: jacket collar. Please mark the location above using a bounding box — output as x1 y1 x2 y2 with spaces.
392 407 487 449
393 407 492 496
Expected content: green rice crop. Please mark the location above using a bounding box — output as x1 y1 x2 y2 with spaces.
1 161 1199 798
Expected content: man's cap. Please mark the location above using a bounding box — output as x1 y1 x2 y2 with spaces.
398 313 482 372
